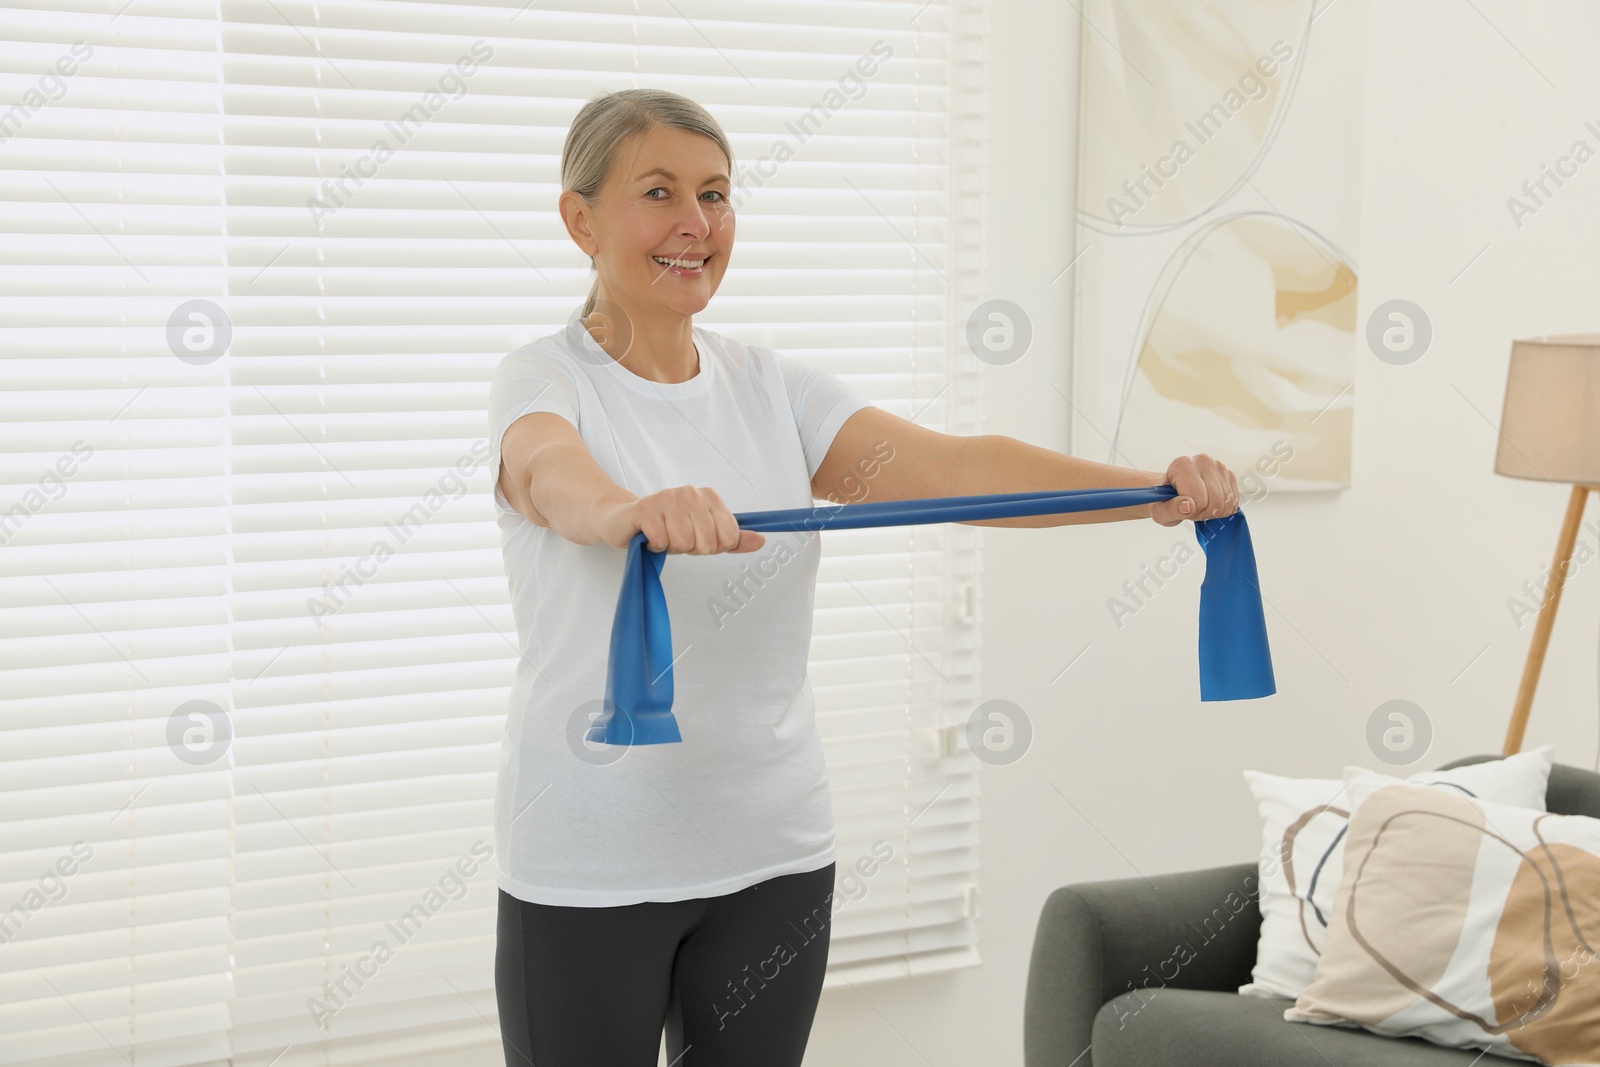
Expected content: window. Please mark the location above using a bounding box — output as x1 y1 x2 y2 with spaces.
0 1 989 1060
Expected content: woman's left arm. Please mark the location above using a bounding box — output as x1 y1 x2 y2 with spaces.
811 405 1240 529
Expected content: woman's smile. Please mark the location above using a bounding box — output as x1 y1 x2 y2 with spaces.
651 251 711 277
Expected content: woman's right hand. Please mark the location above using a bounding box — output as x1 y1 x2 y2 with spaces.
597 485 766 555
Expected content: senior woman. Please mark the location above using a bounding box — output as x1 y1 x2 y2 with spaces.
486 88 1240 1067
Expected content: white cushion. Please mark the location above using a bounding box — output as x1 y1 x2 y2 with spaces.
1240 746 1554 1000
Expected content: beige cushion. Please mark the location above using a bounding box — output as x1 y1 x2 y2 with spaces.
1287 772 1600 1066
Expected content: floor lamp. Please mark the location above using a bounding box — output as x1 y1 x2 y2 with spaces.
1496 335 1600 755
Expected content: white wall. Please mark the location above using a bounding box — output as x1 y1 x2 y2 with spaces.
803 1 1600 1064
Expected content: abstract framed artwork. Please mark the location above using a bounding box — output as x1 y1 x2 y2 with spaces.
1072 0 1364 491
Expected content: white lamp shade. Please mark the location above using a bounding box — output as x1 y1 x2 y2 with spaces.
1495 334 1600 486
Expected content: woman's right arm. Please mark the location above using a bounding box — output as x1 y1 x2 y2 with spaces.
497 411 765 555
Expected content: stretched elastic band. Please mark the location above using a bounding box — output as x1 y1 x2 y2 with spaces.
592 485 1275 746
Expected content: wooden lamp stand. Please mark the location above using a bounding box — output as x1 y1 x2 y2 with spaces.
1503 484 1596 755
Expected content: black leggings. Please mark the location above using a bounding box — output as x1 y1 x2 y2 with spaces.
495 862 836 1066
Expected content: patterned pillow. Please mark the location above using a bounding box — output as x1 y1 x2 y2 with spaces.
1286 772 1600 1066
1240 747 1555 999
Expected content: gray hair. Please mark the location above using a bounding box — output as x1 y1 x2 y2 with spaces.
560 89 735 319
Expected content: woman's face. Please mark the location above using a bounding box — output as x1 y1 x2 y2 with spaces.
563 125 734 322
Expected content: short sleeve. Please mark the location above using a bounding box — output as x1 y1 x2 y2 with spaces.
770 349 874 480
487 345 583 513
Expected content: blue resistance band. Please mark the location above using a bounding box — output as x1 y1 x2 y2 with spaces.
592 485 1276 746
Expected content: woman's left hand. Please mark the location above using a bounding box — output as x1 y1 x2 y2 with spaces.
1150 453 1240 528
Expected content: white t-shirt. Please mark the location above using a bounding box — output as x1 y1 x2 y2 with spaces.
486 314 874 907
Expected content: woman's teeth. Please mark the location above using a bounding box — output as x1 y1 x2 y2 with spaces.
653 255 706 269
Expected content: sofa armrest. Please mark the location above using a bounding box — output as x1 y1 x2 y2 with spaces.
1023 861 1262 1067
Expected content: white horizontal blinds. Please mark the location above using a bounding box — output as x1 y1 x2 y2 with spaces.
0 6 236 1067
217 2 516 1062
820 0 987 984
1 0 986 1060
650 0 986 983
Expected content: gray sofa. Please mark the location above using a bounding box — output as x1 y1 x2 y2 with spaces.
1024 754 1600 1066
